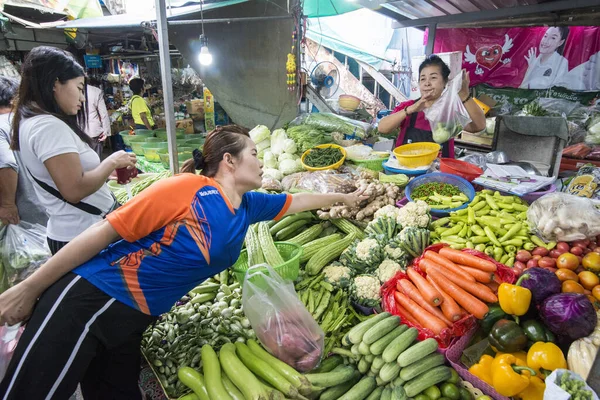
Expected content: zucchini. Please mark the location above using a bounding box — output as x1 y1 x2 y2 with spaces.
348 312 391 344
397 338 439 367
287 223 324 245
358 357 372 374
379 362 401 384
319 371 361 400
381 388 392 400
178 394 199 400
358 341 371 356
201 345 233 400
222 374 245 400
304 365 356 388
276 220 309 241
269 212 313 235
312 355 343 374
399 352 445 381
403 366 452 398
258 222 284 266
366 386 385 400
382 327 418 363
391 386 408 400
370 325 407 355
363 315 401 345
219 343 267 400
177 367 210 400
300 234 342 263
306 233 356 275
338 376 377 400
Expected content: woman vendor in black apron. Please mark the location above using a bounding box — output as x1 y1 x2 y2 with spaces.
378 55 486 158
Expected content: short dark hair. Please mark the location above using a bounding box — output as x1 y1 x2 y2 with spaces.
418 55 451 82
11 46 89 151
129 77 144 95
551 26 570 55
0 76 19 108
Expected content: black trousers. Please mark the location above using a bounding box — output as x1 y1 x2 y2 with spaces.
47 238 69 255
0 273 156 399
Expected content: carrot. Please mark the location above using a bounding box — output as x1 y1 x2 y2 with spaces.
439 247 497 272
423 251 476 282
458 264 494 283
394 291 447 335
431 264 498 303
406 267 443 307
427 267 489 319
394 297 419 326
398 279 452 327
426 275 463 322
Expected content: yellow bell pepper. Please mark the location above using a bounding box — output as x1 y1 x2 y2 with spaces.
468 355 494 386
526 342 567 378
516 376 546 400
491 353 536 397
497 351 528 366
498 274 532 318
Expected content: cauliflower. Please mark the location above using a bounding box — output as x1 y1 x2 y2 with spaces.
374 204 402 220
397 200 431 228
350 275 381 308
365 216 398 241
383 241 409 265
322 262 352 288
356 238 380 260
340 238 383 274
376 259 403 283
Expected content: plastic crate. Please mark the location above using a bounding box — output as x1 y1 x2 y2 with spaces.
405 173 475 217
232 242 302 285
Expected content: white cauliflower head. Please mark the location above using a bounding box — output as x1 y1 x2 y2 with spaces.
398 200 431 228
376 259 403 283
355 238 380 261
351 275 381 307
323 263 352 287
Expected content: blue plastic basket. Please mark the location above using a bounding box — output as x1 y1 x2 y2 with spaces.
382 161 428 176
405 173 476 217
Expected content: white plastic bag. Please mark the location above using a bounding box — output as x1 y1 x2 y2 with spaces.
544 369 599 400
424 73 472 144
0 324 23 381
242 264 324 372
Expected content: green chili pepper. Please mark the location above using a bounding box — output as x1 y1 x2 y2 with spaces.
472 236 491 244
485 226 502 247
499 223 522 243
471 224 486 236
530 235 548 248
476 244 487 252
441 224 463 237
485 194 500 210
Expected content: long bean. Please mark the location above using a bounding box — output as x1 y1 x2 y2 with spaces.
304 147 343 168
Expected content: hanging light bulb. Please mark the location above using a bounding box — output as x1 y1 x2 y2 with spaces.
198 34 212 66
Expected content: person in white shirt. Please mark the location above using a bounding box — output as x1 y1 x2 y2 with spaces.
520 26 570 90
10 46 136 254
84 79 111 158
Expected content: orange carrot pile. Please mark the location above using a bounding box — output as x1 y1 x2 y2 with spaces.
394 248 499 330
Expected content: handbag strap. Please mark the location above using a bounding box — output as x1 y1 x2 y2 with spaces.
26 167 108 216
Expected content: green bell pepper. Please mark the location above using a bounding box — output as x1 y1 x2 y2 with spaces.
481 303 508 335
521 320 556 344
489 319 528 353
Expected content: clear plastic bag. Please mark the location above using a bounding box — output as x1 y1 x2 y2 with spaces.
527 193 600 242
289 113 372 139
424 73 472 144
0 324 23 381
242 264 324 372
0 222 51 291
544 369 599 400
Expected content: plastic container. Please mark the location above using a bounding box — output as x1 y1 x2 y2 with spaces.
120 130 153 146
232 242 302 284
440 158 483 182
145 137 163 143
406 172 476 216
142 143 169 162
338 95 361 111
158 150 192 169
155 129 186 140
521 184 557 204
393 142 440 168
382 161 428 176
301 144 347 172
129 137 148 156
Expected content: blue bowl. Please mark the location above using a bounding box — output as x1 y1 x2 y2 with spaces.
382 161 428 176
406 172 475 217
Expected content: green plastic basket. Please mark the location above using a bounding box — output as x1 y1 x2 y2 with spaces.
349 157 388 172
232 241 302 285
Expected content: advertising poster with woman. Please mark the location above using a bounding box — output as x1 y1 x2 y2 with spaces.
434 26 600 91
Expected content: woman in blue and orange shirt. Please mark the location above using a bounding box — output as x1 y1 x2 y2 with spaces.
379 56 485 158
0 125 367 399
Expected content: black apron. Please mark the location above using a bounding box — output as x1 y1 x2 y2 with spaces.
402 109 451 158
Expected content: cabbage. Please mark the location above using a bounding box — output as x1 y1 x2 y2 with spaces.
256 139 271 152
278 153 295 163
279 159 299 175
263 168 283 181
539 293 596 340
271 129 288 157
432 122 456 144
295 158 303 170
263 151 277 169
283 139 297 154
249 125 271 143
519 267 561 305
588 116 600 135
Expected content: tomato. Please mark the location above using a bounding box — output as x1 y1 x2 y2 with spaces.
539 257 557 269
533 247 549 256
592 285 600 301
516 250 532 263
556 253 580 271
580 271 599 289
557 242 570 253
527 259 539 269
514 260 527 271
572 240 588 249
562 280 585 294
582 252 600 273
556 268 579 282
542 266 558 274
571 246 584 256
533 255 542 261
550 249 565 259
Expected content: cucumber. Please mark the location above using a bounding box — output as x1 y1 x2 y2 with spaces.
319 371 361 400
276 220 308 240
312 355 344 374
342 333 352 347
370 362 382 375
403 366 452 398
392 376 405 388
372 356 385 371
364 354 375 363
399 353 445 382
362 316 401 345
339 376 377 400
348 313 391 344
382 327 418 363
391 386 408 400
366 386 385 400
351 344 361 356
358 357 372 374
269 212 312 235
379 362 401 384
397 338 439 367
304 365 356 388
370 325 408 355
381 388 392 400
358 341 371 355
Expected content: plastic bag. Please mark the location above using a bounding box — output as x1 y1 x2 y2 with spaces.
544 369 599 400
528 193 600 242
289 113 372 139
563 143 593 159
261 176 283 192
424 73 472 144
0 222 51 291
242 264 324 372
0 324 23 381
565 165 600 199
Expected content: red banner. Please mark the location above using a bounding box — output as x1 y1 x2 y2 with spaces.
434 27 600 91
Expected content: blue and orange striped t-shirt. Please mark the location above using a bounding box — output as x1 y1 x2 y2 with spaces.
74 174 291 316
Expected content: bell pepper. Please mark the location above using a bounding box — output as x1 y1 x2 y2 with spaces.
491 354 537 397
521 320 556 344
468 355 494 386
498 274 532 320
516 375 546 400
526 342 567 378
497 351 528 366
489 319 528 353
480 303 508 335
